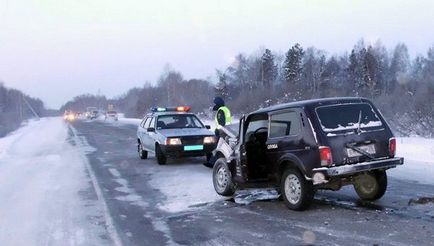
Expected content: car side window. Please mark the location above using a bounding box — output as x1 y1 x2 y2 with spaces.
144 117 152 129
269 111 301 138
149 117 155 129
140 117 149 128
244 113 269 141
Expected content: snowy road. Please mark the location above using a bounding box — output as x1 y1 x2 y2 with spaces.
1 117 434 245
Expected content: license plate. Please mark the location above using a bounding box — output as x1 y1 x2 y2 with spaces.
346 144 376 157
184 145 204 151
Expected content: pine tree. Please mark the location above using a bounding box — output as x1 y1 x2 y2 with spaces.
283 43 304 84
260 49 277 87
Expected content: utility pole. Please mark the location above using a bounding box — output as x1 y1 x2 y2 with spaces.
22 94 40 120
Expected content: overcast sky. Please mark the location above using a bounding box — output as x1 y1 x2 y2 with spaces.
1 0 434 109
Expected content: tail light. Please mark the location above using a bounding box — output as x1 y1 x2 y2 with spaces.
319 146 333 166
389 137 396 157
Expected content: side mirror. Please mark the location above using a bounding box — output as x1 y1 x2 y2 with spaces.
147 127 155 132
205 125 211 129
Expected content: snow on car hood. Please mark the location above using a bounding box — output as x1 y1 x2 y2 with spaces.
157 128 214 137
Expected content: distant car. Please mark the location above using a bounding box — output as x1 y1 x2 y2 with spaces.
211 97 404 210
63 110 75 122
137 106 216 165
105 111 118 121
86 107 97 119
90 110 99 120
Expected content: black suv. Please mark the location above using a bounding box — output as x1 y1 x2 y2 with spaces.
212 97 404 210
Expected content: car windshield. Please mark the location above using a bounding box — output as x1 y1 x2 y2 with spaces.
316 103 383 133
156 114 204 129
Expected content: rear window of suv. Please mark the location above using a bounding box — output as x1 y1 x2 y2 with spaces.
316 103 383 133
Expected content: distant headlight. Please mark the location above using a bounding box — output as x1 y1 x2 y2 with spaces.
67 114 75 121
166 138 182 145
203 136 216 144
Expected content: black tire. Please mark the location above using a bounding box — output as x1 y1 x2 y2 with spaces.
280 168 314 211
354 170 387 201
138 142 148 159
213 158 236 196
156 144 167 165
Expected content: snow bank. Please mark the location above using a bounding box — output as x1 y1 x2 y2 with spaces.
388 137 434 185
0 117 108 245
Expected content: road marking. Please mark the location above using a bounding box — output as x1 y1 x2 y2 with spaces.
69 126 123 246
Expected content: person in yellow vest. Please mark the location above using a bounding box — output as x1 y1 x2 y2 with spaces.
204 96 232 168
213 96 232 133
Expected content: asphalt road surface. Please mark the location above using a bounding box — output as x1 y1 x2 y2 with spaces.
69 119 434 246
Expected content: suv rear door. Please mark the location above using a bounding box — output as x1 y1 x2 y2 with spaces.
313 102 393 166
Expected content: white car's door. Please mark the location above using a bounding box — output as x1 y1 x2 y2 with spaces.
138 117 150 146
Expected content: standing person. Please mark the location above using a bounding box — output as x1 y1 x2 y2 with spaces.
204 96 232 168
213 96 232 134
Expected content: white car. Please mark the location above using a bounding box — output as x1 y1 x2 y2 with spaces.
105 111 118 121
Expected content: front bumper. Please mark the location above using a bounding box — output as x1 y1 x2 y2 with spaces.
160 144 216 157
312 157 404 178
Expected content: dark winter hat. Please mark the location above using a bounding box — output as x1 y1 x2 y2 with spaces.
213 96 225 111
213 96 225 106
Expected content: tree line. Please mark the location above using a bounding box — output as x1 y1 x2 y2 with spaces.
61 40 434 136
0 83 47 137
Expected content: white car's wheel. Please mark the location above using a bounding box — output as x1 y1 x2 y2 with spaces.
138 142 148 159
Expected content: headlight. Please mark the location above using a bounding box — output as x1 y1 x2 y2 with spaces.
166 138 182 145
203 136 216 144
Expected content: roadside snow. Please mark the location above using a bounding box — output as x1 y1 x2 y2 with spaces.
388 137 434 185
0 118 109 245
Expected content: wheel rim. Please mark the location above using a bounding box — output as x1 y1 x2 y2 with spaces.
216 165 229 192
284 174 302 204
357 174 377 194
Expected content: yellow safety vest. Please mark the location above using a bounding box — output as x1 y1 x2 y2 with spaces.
215 106 232 129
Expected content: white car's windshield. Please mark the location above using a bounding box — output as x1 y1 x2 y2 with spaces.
156 115 204 129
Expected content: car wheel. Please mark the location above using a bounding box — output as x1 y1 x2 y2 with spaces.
281 168 313 211
138 142 148 159
156 144 167 165
213 158 235 196
354 170 387 201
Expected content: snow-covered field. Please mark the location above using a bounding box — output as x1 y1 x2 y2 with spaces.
0 118 110 245
388 137 434 185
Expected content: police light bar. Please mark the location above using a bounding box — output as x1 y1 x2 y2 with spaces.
151 106 191 112
176 106 191 112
